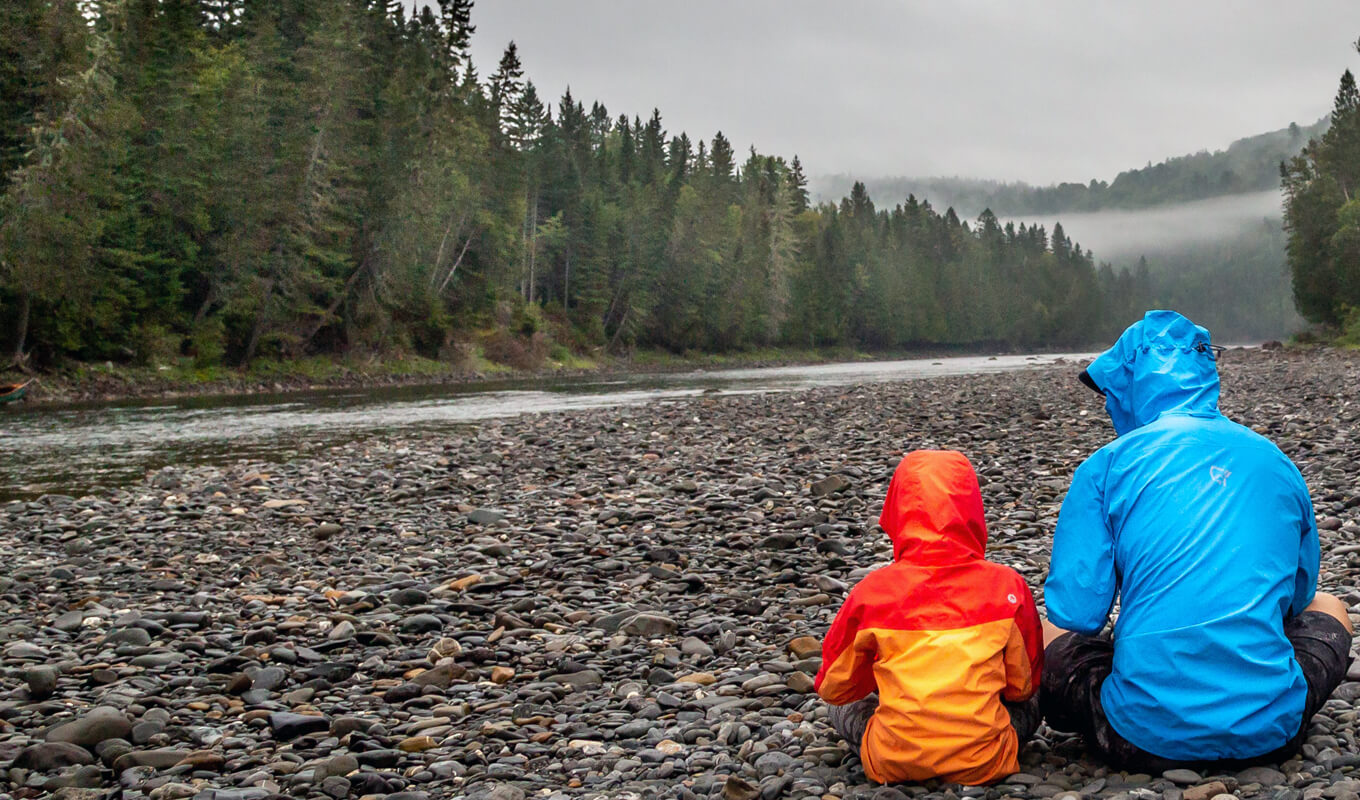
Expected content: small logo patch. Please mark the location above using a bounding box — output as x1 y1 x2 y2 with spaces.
1210 466 1231 487
1007 594 1017 604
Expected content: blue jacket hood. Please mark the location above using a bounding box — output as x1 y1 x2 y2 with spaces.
1083 310 1221 436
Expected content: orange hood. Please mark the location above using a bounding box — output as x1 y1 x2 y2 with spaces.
878 450 987 564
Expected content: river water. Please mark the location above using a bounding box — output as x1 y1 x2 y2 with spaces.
0 352 1091 500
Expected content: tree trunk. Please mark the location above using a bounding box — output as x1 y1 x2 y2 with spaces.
608 304 630 353
295 253 370 356
528 198 538 304
192 285 217 326
10 290 31 371
428 210 468 288
436 234 474 294
242 277 276 366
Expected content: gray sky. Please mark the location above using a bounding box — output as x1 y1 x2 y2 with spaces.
461 1 1360 185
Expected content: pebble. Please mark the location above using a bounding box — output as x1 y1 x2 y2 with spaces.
25 664 59 699
0 350 1356 798
1164 769 1202 785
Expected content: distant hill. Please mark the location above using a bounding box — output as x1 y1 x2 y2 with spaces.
813 117 1329 217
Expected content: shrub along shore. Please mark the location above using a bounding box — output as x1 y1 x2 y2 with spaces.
3 343 1067 406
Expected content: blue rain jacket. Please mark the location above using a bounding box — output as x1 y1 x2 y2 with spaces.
1045 310 1319 761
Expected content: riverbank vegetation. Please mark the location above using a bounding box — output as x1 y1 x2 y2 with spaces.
0 0 1156 378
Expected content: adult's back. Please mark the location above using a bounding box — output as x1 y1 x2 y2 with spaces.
1044 311 1335 763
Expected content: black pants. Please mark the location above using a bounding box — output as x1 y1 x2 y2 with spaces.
1041 611 1353 772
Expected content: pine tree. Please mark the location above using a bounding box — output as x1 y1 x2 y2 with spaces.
488 41 524 142
788 155 809 212
436 0 474 72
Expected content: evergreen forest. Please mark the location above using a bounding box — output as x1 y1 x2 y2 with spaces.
1 1 1159 372
1283 38 1360 342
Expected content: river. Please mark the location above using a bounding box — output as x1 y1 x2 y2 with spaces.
0 352 1091 500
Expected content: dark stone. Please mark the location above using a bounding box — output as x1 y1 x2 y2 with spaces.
26 665 59 700
267 712 330 741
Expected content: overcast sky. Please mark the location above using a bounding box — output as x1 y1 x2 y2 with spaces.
460 1 1360 185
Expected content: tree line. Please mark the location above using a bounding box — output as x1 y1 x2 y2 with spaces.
821 119 1327 218
0 0 1153 371
1283 37 1360 341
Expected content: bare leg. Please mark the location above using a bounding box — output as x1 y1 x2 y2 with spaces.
1305 591 1354 634
1043 618 1071 648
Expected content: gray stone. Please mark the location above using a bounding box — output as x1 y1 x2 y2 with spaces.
619 613 677 637
811 475 852 496
754 750 796 778
46 706 133 748
13 742 95 771
468 509 506 526
465 784 526 800
26 665 59 699
1235 766 1287 787
102 627 153 646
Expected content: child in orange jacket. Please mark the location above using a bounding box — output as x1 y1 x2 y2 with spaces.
815 450 1044 785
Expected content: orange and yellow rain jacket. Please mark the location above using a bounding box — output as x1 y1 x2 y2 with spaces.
814 450 1043 785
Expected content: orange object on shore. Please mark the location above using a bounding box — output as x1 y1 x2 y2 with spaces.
814 450 1043 785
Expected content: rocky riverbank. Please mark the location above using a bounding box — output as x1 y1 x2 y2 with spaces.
1 347 1358 800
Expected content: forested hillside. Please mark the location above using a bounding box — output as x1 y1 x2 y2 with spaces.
0 1 1151 372
815 119 1328 217
816 116 1337 342
1283 39 1360 341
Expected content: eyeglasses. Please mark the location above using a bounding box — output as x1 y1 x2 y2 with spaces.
1194 343 1226 361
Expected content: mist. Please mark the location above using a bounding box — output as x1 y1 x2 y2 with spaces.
998 190 1285 261
998 190 1299 343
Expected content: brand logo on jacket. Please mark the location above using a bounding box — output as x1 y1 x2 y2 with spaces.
1210 466 1231 487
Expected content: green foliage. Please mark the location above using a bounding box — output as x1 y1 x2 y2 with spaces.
1 0 1154 371
1284 40 1360 328
1336 305 1360 348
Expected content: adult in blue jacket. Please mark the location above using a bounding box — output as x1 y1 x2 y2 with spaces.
1042 310 1353 770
